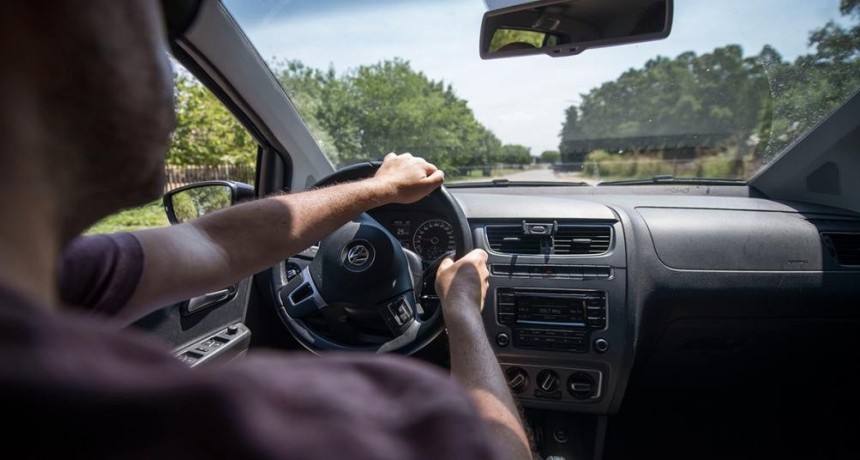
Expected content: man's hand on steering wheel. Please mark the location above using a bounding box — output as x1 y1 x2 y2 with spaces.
371 152 445 204
435 249 489 321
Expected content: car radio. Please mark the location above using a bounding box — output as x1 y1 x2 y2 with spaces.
496 288 607 353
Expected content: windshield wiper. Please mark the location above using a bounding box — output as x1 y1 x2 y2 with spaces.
447 179 590 188
599 175 745 186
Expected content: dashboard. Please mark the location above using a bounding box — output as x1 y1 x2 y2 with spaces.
273 182 860 420
369 210 458 261
445 185 860 416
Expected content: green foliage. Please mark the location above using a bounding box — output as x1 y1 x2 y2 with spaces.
496 144 532 165
169 74 256 166
699 153 735 178
274 60 343 163
86 201 169 235
274 58 504 172
489 29 545 53
561 45 770 156
759 12 860 161
539 150 561 164
560 3 860 179
582 149 755 180
170 185 233 223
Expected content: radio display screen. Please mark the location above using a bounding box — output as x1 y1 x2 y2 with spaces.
515 294 587 324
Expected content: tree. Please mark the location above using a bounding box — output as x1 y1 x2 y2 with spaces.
168 73 255 166
559 2 860 175
762 4 860 160
274 60 342 164
496 144 532 165
559 46 770 152
307 59 502 171
539 150 561 164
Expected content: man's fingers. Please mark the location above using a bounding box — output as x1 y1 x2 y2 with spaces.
422 169 445 185
464 248 488 263
437 257 455 274
384 152 397 160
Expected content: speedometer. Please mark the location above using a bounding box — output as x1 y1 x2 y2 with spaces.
412 219 456 260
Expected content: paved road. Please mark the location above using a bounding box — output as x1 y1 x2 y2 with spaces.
454 167 599 185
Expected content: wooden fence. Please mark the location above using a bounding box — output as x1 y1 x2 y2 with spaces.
164 164 255 193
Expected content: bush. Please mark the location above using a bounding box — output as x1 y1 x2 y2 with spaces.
699 154 735 178
86 201 169 235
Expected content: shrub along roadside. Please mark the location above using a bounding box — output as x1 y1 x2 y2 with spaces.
85 201 169 235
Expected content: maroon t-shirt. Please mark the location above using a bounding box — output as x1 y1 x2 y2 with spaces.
0 233 504 459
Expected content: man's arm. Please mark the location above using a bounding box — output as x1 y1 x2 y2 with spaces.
436 250 532 460
118 153 443 324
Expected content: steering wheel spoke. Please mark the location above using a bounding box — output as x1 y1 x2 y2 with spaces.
279 266 327 319
376 294 419 336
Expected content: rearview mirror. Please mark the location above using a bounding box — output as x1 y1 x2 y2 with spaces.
163 180 254 224
480 0 673 59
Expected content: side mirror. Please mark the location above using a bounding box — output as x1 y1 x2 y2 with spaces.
163 180 255 224
480 0 673 59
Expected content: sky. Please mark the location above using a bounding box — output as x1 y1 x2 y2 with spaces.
223 0 850 156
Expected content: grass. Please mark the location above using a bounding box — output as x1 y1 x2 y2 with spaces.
85 200 170 235
580 149 759 181
446 167 528 182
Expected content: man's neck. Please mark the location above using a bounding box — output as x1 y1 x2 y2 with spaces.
0 177 61 308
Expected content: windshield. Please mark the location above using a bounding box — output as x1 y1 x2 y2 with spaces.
224 0 860 185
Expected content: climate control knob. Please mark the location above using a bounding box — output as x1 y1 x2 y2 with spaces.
536 369 560 392
568 372 597 399
505 367 529 394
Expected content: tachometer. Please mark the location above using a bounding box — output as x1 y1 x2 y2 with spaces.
412 219 456 260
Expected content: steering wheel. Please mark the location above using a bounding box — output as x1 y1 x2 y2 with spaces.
273 162 472 354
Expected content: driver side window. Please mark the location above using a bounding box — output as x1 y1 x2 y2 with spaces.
87 63 255 234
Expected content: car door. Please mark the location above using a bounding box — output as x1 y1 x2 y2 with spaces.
87 64 259 366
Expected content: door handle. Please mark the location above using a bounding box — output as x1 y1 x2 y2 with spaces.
182 285 238 315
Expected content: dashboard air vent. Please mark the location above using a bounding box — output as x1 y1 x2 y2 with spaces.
486 223 613 255
823 233 860 266
486 225 544 254
554 225 612 255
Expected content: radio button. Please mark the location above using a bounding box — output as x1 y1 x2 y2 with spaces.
586 297 605 307
496 333 510 347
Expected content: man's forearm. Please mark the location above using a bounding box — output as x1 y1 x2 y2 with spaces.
193 178 394 275
122 178 394 322
445 303 532 459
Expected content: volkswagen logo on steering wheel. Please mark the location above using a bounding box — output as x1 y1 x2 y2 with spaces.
344 240 375 272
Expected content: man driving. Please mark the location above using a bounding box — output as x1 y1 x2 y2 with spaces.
0 1 530 458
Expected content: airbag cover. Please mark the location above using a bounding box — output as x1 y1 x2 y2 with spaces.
638 207 824 271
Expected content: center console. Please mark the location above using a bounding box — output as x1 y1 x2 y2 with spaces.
473 217 630 414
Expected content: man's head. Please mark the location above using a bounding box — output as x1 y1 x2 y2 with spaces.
0 0 175 241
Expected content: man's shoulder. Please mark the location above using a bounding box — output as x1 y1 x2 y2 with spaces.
59 232 145 315
216 352 498 459
0 296 497 459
